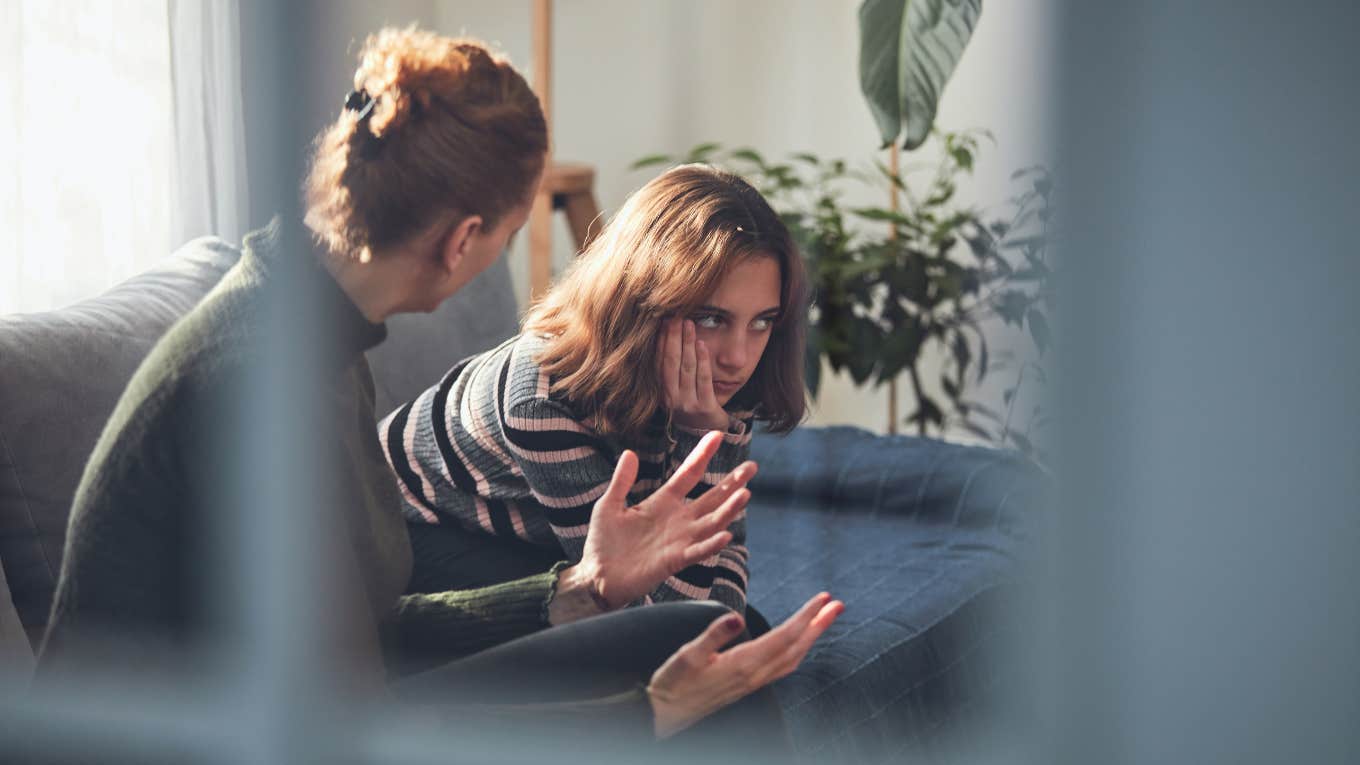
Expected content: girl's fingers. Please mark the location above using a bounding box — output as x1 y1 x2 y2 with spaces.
657 332 669 395
661 319 681 400
679 320 697 401
696 340 717 406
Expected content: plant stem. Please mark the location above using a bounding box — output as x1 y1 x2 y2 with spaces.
887 380 898 435
908 364 926 436
886 146 901 436
1001 363 1027 442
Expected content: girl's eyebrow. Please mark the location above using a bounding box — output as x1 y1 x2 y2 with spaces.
695 304 783 317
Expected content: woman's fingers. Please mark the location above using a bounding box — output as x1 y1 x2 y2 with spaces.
599 449 639 508
692 487 749 541
661 430 724 499
686 460 756 518
723 590 837 686
753 593 830 653
724 592 836 672
776 592 835 637
681 610 747 662
810 598 845 631
681 529 733 567
646 593 840 740
777 599 844 667
684 488 748 559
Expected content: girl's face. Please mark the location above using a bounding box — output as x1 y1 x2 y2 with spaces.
688 255 783 406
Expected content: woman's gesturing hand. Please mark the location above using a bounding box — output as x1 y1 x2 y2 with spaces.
647 592 845 738
568 431 757 614
660 318 731 432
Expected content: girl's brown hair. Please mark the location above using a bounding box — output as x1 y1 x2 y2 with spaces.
525 164 809 443
304 27 547 260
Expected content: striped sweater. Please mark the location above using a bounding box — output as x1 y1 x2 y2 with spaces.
378 333 753 612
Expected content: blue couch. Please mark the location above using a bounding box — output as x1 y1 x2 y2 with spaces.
0 236 1045 762
746 426 1042 761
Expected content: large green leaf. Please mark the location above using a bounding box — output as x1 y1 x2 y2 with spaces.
858 0 983 150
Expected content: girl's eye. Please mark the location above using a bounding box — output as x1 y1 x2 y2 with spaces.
751 317 775 332
694 315 723 330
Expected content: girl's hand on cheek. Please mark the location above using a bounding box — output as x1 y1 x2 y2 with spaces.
659 318 731 432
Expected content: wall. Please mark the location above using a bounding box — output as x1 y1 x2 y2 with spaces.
436 0 1056 438
267 0 1056 439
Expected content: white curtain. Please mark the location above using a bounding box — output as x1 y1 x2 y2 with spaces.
0 0 247 316
169 0 248 251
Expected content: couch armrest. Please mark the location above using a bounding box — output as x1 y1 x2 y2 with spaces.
748 425 1048 529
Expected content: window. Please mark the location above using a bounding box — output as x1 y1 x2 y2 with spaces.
0 1 174 315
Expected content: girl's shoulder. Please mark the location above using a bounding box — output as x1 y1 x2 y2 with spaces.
501 332 566 407
503 333 612 437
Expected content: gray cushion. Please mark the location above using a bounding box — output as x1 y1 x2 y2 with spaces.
366 257 519 415
0 237 241 645
0 234 520 649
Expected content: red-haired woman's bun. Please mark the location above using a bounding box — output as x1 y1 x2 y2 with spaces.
304 26 546 259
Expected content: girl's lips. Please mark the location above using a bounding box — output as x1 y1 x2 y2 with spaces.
714 380 742 392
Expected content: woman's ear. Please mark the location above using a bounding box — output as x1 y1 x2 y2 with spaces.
438 214 483 275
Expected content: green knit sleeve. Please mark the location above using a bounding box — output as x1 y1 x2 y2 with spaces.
382 562 568 677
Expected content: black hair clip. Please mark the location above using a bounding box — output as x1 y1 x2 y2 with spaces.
345 89 376 122
345 88 384 159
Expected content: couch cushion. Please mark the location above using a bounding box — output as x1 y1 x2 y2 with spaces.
365 256 520 415
745 426 1046 762
0 237 243 644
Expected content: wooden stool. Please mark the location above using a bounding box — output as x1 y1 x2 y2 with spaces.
526 0 603 302
527 161 602 301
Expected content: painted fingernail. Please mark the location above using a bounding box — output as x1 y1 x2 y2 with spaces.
722 615 743 632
